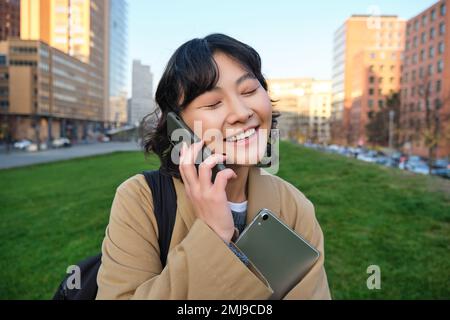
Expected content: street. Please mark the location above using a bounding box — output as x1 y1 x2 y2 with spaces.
0 141 141 170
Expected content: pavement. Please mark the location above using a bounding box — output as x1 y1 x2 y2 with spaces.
0 141 141 170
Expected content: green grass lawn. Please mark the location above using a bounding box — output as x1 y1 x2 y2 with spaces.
1 141 449 299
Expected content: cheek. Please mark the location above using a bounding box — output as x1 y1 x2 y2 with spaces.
253 93 273 126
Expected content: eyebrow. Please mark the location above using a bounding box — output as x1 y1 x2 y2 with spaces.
209 72 257 92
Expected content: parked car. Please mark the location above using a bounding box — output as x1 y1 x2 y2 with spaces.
431 158 450 179
405 156 430 175
52 137 71 148
357 150 379 163
13 139 32 150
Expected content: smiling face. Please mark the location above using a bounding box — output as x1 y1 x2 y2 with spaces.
180 52 273 166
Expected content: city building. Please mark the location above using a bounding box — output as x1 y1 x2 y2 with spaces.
130 60 155 127
332 15 406 145
0 0 20 41
268 78 332 144
0 39 104 144
107 0 128 127
17 0 109 136
400 0 450 157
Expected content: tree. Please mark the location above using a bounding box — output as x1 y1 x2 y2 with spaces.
365 93 401 148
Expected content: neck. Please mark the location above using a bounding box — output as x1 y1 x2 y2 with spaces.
225 165 250 203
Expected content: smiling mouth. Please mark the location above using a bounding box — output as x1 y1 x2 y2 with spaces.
224 126 260 143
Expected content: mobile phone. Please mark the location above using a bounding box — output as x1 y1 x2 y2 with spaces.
167 112 226 182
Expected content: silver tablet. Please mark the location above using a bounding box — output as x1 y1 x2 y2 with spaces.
235 208 320 300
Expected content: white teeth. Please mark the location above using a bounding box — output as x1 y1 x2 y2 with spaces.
226 128 256 142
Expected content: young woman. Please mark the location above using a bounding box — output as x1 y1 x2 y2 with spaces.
96 33 331 300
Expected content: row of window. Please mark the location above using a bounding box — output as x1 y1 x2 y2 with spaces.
405 42 445 66
10 46 38 54
406 3 447 34
9 60 37 66
406 22 445 50
403 60 444 83
369 64 397 72
402 80 442 98
369 76 396 84
403 98 443 114
368 99 385 109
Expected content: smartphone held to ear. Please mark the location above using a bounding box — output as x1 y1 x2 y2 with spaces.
167 112 226 182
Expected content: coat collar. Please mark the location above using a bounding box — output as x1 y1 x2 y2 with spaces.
172 166 281 230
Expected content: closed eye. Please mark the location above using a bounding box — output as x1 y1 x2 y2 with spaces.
202 101 221 109
242 87 259 96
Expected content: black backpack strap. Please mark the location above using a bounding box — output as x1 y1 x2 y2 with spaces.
142 169 177 267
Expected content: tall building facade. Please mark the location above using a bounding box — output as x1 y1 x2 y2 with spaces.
400 0 450 158
0 0 20 41
107 0 128 127
0 39 103 143
332 15 406 145
20 0 108 123
268 78 332 144
130 60 154 127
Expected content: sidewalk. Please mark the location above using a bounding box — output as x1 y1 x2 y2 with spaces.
0 141 141 170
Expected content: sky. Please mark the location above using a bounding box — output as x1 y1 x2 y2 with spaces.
127 0 437 97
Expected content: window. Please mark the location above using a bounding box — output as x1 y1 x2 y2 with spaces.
413 53 418 63
412 86 416 97
369 88 374 95
419 66 424 78
369 76 375 84
436 80 441 92
369 65 374 72
379 65 384 71
412 70 416 81
390 77 394 83
437 60 443 73
430 27 435 39
439 22 445 35
406 40 410 50
379 77 383 84
421 32 426 43
414 19 419 30
0 55 6 66
368 100 374 108
379 100 384 108
390 65 395 71
438 41 445 54
429 46 435 58
441 3 446 16
413 36 418 48
422 15 427 26
420 49 425 61
431 8 436 21
428 64 433 75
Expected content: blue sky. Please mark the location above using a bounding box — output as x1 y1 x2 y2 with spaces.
127 0 437 96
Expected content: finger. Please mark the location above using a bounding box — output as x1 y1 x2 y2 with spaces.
179 142 191 190
198 153 226 189
213 168 237 192
181 139 204 187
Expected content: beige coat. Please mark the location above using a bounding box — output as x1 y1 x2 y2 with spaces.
96 166 331 299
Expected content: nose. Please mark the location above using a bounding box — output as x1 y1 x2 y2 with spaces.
225 97 254 124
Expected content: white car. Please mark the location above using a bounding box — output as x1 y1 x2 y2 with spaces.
52 137 71 148
13 139 32 150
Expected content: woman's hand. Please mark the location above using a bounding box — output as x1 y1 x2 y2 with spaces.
179 140 237 243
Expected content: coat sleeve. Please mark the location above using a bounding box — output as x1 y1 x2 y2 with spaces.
279 179 332 300
96 175 273 300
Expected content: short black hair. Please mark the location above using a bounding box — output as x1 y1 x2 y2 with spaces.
141 33 279 178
